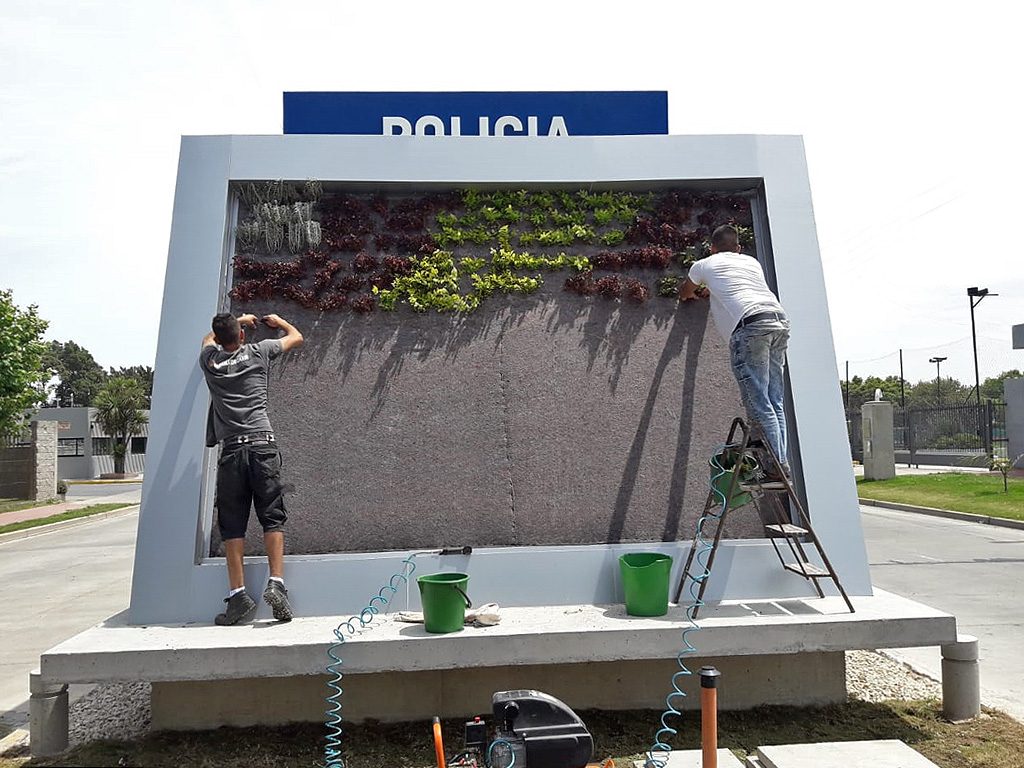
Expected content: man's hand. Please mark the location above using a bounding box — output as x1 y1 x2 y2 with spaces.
678 278 708 302
237 313 258 328
262 313 284 329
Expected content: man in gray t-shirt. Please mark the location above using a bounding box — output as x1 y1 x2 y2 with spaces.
200 311 303 625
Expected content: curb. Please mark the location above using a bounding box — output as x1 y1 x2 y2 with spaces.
859 498 1024 532
66 478 143 485
0 505 140 544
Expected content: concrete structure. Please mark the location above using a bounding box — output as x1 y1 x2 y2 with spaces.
39 590 954 732
750 740 939 768
941 634 980 721
28 670 67 756
30 407 148 479
30 421 57 501
131 133 872 625
861 401 895 480
1005 378 1024 468
635 749 745 767
1013 323 1024 349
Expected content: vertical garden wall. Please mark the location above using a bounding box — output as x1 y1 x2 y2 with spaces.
213 182 763 555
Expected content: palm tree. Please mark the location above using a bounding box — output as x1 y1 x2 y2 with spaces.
93 377 148 475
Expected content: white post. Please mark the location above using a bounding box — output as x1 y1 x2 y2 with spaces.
941 634 980 721
29 669 69 756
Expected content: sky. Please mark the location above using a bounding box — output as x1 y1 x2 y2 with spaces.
2 1 1022 387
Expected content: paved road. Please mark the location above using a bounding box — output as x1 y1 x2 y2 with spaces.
0 509 138 731
66 482 143 506
862 504 1024 721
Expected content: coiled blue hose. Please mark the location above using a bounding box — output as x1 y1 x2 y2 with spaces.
644 442 732 768
486 737 517 767
323 552 423 768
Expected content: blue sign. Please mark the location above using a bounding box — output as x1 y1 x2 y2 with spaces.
283 91 668 137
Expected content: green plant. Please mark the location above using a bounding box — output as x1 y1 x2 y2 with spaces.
0 289 49 435
990 456 1021 492
375 251 479 313
470 271 541 298
656 275 682 298
459 257 486 273
92 377 148 475
600 229 626 246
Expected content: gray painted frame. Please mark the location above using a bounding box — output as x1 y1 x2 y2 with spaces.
129 134 870 624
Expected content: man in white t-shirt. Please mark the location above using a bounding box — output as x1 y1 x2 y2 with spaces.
680 224 791 479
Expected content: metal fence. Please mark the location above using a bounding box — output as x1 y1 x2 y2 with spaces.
847 402 1007 465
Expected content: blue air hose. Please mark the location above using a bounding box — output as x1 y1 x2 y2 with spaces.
323 551 425 768
644 443 732 768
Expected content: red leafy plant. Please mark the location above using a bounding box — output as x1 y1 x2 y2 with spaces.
374 233 437 254
595 275 623 299
625 278 650 302
352 253 379 273
350 294 377 313
563 272 596 296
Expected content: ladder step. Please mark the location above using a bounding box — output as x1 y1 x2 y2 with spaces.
783 562 829 577
765 523 809 536
740 480 788 492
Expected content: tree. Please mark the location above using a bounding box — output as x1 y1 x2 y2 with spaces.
109 365 153 407
45 340 107 406
981 370 1023 402
93 377 148 475
0 289 50 436
842 375 906 412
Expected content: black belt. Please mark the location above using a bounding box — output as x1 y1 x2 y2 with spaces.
223 432 275 447
734 311 786 333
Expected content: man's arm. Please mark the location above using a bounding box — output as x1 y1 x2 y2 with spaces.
262 313 304 352
678 278 708 302
201 331 216 350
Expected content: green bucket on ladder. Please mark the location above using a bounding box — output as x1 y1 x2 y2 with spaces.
417 572 472 633
619 553 673 617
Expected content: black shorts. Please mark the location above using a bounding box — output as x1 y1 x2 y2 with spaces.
215 442 288 540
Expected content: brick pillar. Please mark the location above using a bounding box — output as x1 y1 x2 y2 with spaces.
31 421 58 501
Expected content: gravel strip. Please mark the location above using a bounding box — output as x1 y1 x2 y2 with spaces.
68 682 150 746
846 649 942 702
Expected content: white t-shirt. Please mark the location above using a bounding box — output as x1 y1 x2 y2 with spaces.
686 252 784 341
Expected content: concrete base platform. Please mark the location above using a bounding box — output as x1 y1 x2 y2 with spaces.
39 589 955 731
755 740 939 768
633 749 745 767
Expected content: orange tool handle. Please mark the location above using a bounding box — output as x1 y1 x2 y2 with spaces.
700 666 721 768
433 717 446 768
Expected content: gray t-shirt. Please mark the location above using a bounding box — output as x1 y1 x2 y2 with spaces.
200 339 283 442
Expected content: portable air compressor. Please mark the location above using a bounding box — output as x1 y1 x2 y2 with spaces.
440 689 594 768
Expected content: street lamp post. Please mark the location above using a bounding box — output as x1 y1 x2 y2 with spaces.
967 287 998 406
929 356 947 406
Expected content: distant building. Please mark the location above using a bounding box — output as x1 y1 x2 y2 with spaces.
30 407 149 479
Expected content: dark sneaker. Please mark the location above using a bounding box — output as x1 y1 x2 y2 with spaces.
263 580 293 622
214 590 257 626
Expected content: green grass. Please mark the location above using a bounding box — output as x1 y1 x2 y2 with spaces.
0 503 133 535
7 700 1024 767
857 473 1024 521
0 498 52 515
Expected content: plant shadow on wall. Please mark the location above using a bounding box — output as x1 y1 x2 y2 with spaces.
228 184 752 549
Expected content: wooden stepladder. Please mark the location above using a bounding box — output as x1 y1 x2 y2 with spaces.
675 417 855 617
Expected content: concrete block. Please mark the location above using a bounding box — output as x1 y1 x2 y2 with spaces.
633 749 745 767
1004 378 1024 468
28 669 68 757
755 740 939 768
861 402 895 480
151 653 846 729
941 633 980 721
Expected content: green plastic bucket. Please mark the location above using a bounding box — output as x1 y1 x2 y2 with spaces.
710 448 760 509
619 553 673 617
417 572 472 633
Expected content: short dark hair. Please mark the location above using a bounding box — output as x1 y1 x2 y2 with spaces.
212 313 241 346
711 224 740 252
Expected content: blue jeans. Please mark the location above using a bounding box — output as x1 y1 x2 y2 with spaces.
729 319 791 471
